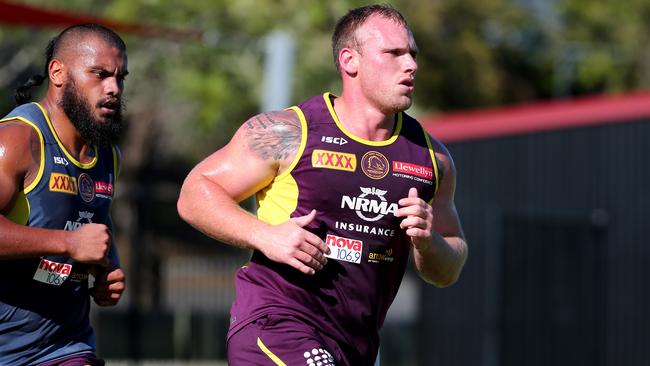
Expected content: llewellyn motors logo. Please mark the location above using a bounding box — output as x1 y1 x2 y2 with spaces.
95 181 114 200
393 161 433 180
361 151 389 179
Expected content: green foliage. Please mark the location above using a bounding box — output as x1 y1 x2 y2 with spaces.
1 0 649 162
395 0 550 109
558 0 650 94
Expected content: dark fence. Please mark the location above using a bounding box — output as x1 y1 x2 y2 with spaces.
418 117 650 365
91 116 650 365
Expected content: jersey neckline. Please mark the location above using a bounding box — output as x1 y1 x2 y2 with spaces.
322 92 402 147
35 102 98 169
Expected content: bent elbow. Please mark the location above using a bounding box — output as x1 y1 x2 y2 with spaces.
431 272 461 288
176 190 194 225
420 251 467 288
432 242 468 288
418 268 461 288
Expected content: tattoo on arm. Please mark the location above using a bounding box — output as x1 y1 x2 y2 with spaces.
245 112 301 161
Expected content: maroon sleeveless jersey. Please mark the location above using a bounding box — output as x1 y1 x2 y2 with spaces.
228 93 440 361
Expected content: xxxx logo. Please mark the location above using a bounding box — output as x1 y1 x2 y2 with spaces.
311 149 356 172
49 173 77 194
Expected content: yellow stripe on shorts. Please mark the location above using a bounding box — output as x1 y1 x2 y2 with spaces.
257 337 287 366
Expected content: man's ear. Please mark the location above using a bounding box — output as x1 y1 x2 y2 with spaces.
48 59 66 87
338 48 359 77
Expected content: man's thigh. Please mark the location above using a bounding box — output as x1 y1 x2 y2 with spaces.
228 314 339 366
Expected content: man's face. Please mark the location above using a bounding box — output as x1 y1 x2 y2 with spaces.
354 15 418 114
58 36 128 147
59 73 124 147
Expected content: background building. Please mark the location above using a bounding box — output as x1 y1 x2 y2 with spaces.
420 91 650 366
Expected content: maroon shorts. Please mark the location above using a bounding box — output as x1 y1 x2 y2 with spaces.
37 353 105 366
227 314 345 366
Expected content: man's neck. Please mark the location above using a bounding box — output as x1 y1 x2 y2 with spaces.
40 97 93 162
331 94 396 142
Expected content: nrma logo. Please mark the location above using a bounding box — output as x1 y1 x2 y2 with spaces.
64 211 94 231
340 187 397 222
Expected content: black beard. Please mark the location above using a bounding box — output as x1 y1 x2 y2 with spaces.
58 78 125 148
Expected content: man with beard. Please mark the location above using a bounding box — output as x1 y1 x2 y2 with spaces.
0 24 127 366
178 4 467 366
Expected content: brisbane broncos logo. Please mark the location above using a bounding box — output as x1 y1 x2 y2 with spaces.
361 151 389 179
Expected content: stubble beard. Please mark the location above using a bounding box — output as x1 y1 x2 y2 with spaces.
376 92 413 115
363 78 413 115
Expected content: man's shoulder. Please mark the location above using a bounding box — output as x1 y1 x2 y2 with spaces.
0 111 42 190
0 117 40 143
294 92 332 110
1 103 47 140
245 109 302 131
238 109 303 166
401 111 447 149
2 102 43 123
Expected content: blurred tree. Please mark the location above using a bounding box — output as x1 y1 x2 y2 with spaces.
396 0 544 110
558 0 650 96
100 0 370 163
1 0 649 348
3 0 650 160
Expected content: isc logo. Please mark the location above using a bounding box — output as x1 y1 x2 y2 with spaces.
53 156 69 166
321 136 348 145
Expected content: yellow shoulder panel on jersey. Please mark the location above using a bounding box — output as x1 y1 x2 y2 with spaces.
256 173 299 225
6 191 30 225
276 106 307 180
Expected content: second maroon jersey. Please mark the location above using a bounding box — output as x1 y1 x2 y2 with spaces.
229 92 440 364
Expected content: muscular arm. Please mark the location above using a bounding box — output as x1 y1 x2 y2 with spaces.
397 139 468 287
0 121 67 258
0 120 110 264
177 110 329 275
